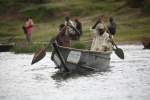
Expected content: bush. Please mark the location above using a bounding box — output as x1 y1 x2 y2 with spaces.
125 0 143 8
125 0 150 14
11 43 48 53
141 0 150 14
71 41 91 50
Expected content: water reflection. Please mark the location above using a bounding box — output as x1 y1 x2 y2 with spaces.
51 68 112 81
51 71 94 80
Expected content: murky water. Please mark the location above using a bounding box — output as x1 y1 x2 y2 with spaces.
0 44 150 100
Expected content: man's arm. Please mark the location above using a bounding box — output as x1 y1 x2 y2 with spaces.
78 22 82 33
50 25 67 42
26 25 33 28
91 18 101 29
26 19 34 28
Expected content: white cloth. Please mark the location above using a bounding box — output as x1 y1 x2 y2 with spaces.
64 20 74 26
90 27 112 52
64 20 75 34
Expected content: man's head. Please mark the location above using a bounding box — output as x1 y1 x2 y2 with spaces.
74 18 78 22
65 16 69 22
109 17 113 23
59 24 65 31
59 24 66 36
26 16 30 21
97 24 105 35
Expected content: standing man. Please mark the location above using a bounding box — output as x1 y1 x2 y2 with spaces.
64 16 74 26
25 16 34 43
90 18 112 52
64 16 75 34
108 17 116 36
64 16 78 40
74 18 82 40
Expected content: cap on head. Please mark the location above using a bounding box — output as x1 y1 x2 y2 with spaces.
98 24 104 30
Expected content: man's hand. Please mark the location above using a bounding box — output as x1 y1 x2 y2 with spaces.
50 37 56 42
109 34 113 39
97 16 103 23
97 17 102 23
67 22 72 27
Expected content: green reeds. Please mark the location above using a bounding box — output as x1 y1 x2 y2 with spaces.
11 42 52 54
71 41 91 50
11 41 91 53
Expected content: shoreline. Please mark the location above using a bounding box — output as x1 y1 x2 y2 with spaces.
83 40 142 45
8 39 143 46
115 40 141 45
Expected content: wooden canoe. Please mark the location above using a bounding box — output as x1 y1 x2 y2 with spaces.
51 42 112 73
0 36 15 44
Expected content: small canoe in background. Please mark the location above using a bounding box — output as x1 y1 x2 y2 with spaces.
0 44 13 52
0 36 15 44
0 36 15 52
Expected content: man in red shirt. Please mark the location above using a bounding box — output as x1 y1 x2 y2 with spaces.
25 16 34 43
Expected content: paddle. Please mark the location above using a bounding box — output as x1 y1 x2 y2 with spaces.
31 24 67 65
101 20 124 60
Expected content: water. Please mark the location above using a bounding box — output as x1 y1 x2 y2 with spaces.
0 44 150 100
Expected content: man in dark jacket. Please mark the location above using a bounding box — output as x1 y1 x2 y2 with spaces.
73 18 82 40
108 17 116 36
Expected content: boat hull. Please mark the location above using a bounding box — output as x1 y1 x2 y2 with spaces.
0 44 13 52
51 43 111 73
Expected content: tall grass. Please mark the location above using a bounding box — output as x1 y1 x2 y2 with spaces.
71 41 91 50
10 41 90 53
11 43 52 53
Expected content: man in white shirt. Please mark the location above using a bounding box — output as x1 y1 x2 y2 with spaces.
90 18 112 52
64 16 75 34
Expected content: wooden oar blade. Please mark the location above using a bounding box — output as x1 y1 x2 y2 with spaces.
31 49 46 65
115 48 124 59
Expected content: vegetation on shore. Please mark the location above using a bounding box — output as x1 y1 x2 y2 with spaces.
11 43 46 53
0 0 150 53
11 41 91 53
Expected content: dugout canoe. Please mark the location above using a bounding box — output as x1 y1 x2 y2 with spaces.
0 36 15 43
51 42 112 73
0 44 13 52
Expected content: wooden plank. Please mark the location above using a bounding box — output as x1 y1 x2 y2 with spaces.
52 42 69 72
